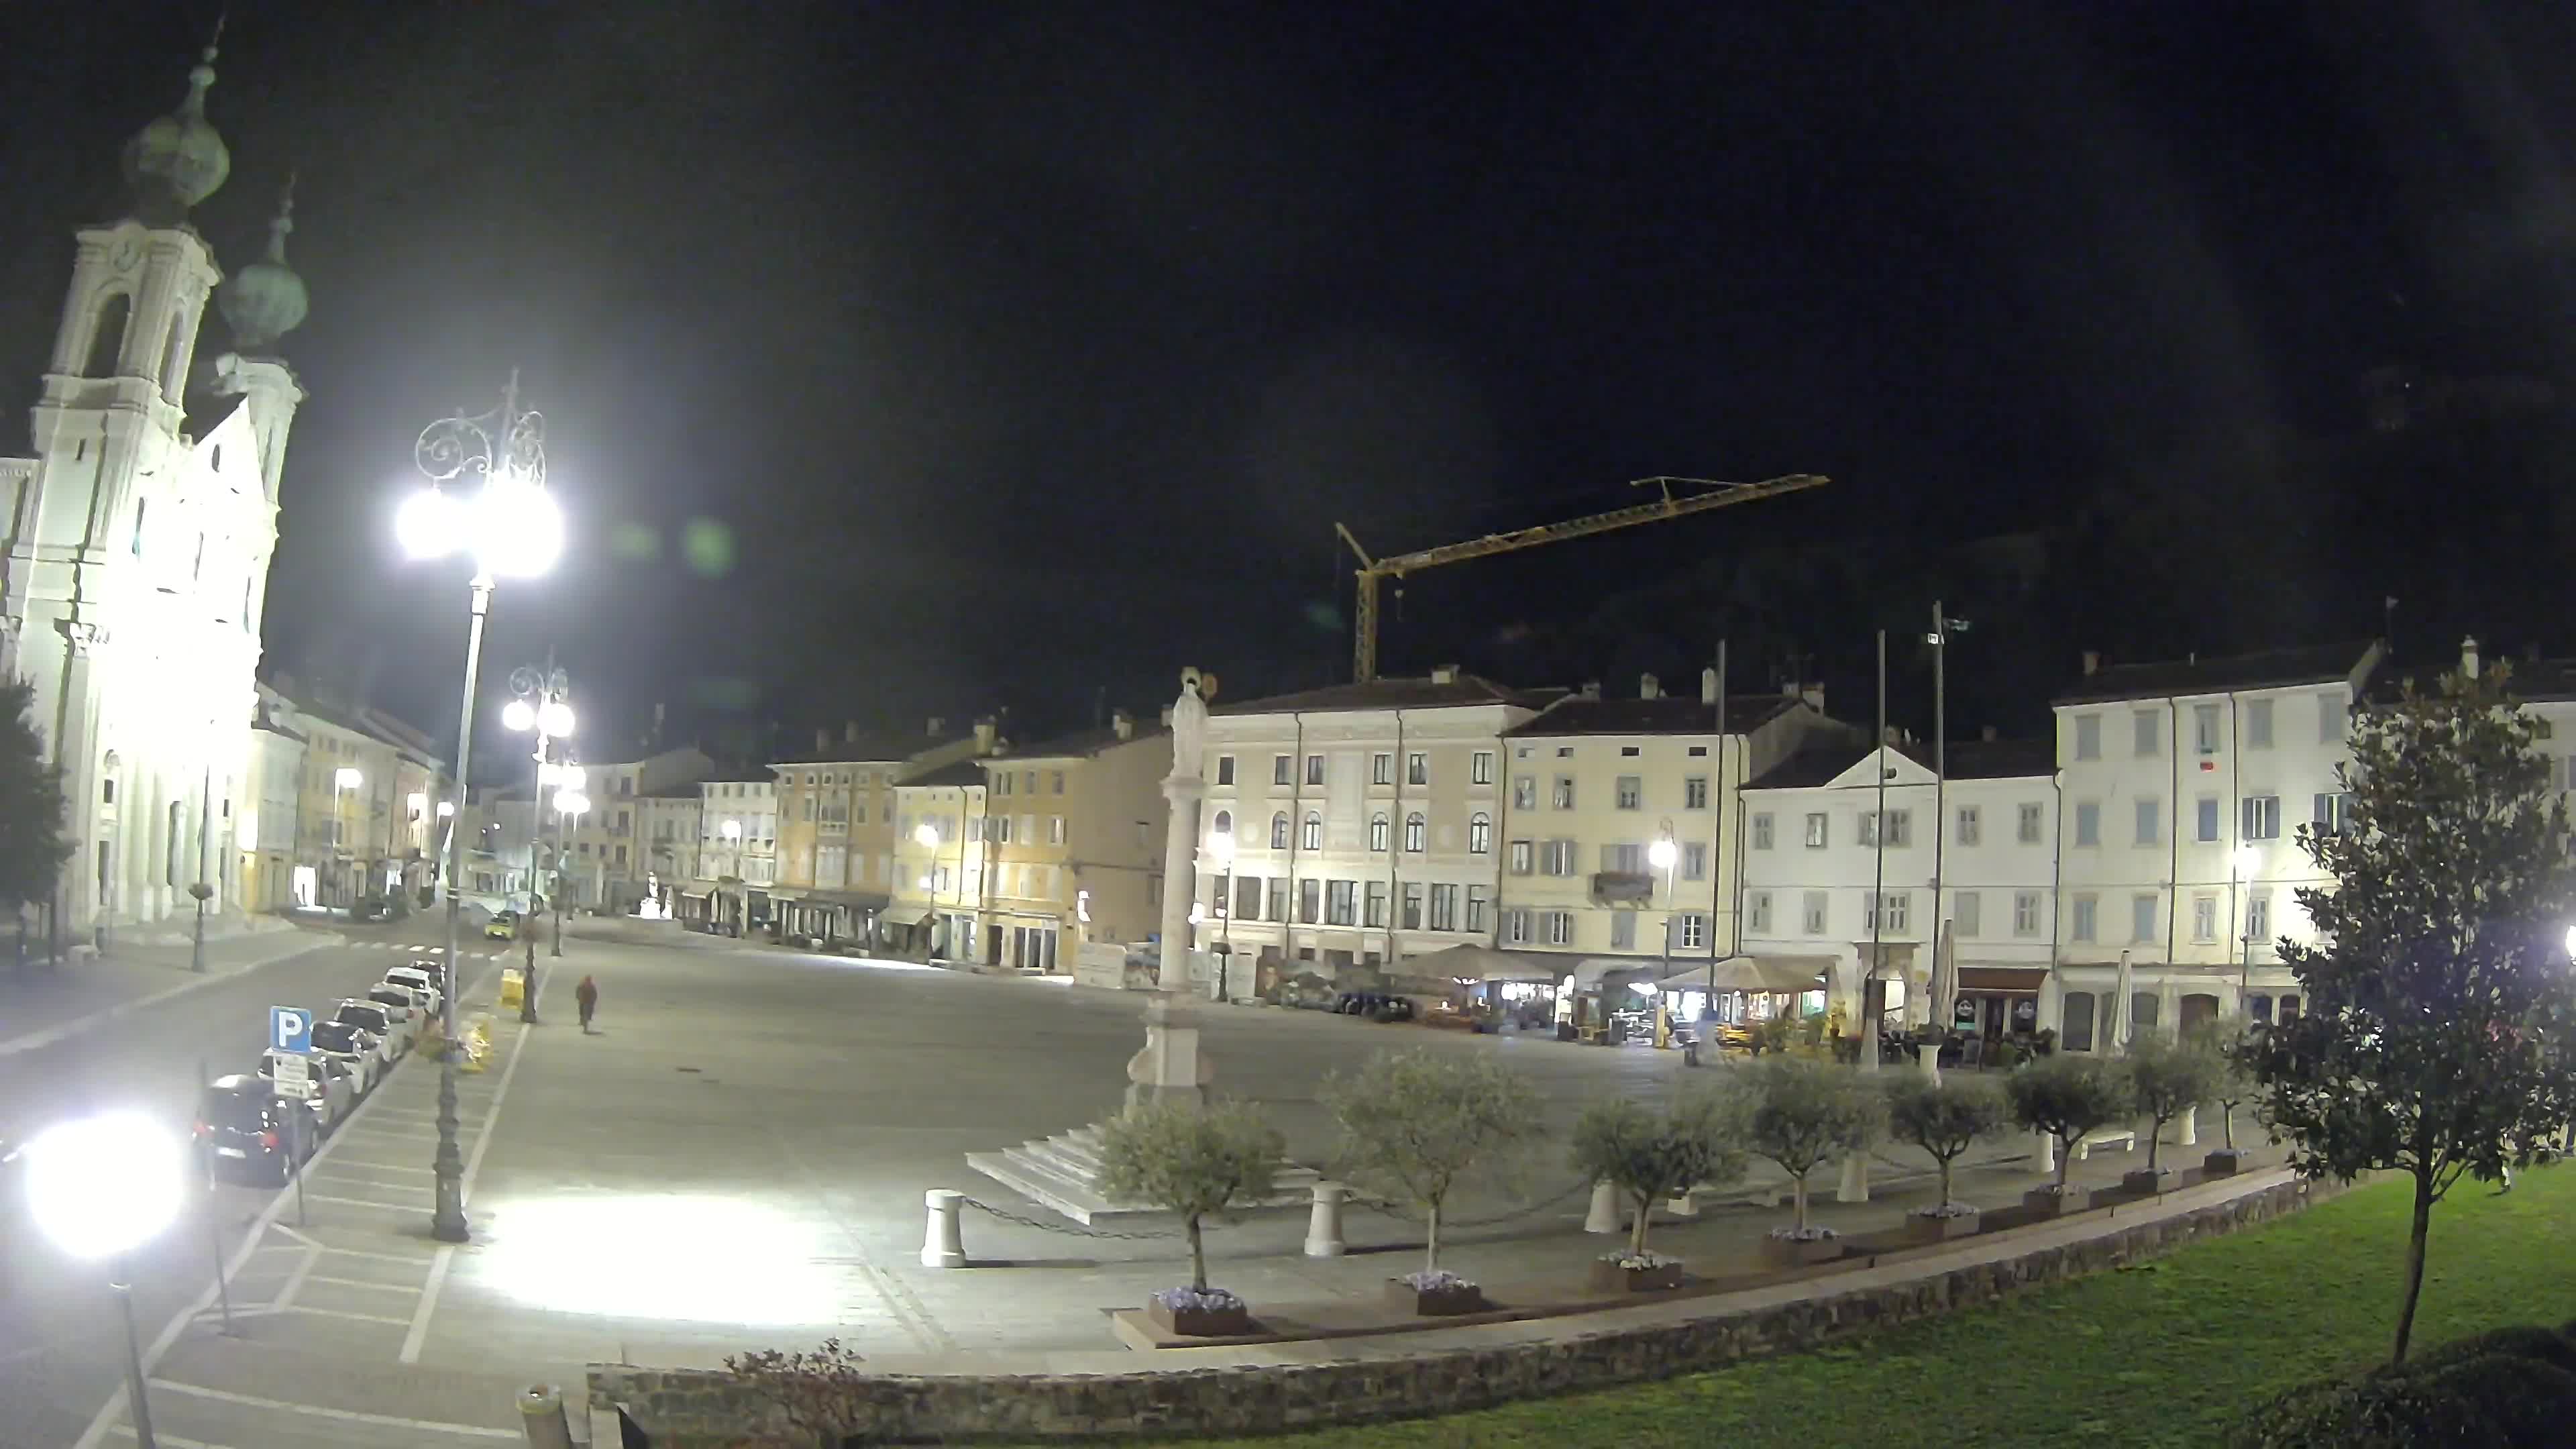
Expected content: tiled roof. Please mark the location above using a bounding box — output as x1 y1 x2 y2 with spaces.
1747 737 2052 790
1000 722 1169 760
772 733 966 767
898 758 987 788
2052 641 2379 705
1212 674 1548 716
1503 694 1801 738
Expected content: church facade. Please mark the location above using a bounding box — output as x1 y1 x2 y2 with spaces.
0 36 311 937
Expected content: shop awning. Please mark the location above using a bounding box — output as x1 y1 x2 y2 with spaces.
1402 943 1561 983
877 904 931 927
1651 955 1833 995
1958 965 2049 991
1572 956 1663 991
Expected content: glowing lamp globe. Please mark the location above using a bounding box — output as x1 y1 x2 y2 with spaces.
333 767 362 789
1648 839 1678 870
473 478 563 579
537 700 575 737
914 822 939 848
501 698 537 733
1206 830 1234 866
553 790 590 816
25 1112 184 1260
395 487 467 562
2565 925 2576 959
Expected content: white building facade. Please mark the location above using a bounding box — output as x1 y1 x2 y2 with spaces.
0 49 311 939
690 775 777 932
2047 641 2381 1049
560 746 712 914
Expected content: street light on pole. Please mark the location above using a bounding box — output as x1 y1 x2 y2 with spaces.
1649 824 1678 1030
504 663 574 1012
721 817 743 935
401 373 560 1244
914 820 943 956
26 1111 186 1448
1206 826 1235 1001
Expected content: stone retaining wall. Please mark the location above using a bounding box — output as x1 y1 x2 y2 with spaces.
591 1174 2326 1445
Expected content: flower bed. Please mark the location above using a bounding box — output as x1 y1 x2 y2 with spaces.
1903 1202 1982 1243
2122 1165 2176 1195
1762 1225 1845 1266
2204 1148 2250 1178
1587 1250 1684 1293
1144 1287 1252 1338
1385 1270 1487 1318
2025 1183 2092 1216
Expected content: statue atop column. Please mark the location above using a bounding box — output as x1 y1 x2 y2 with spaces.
1169 667 1211 784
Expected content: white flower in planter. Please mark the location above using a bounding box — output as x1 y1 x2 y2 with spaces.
1766 1224 1840 1242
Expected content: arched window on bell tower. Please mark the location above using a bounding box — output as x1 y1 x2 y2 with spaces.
85 292 131 377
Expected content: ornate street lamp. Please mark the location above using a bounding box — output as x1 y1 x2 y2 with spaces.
504 662 574 1012
399 373 560 1244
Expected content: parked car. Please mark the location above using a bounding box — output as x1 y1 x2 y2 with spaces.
1332 991 1418 1022
197 1075 312 1185
334 998 415 1058
382 966 443 1018
484 910 519 941
364 983 433 1035
308 1019 392 1093
255 1049 356 1133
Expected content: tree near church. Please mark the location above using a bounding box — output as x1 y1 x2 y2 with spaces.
0 680 72 928
2247 661 2576 1365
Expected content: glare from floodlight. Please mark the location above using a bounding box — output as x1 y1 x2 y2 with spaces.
24 1112 184 1260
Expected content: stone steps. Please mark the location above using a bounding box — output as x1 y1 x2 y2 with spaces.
969 1122 1321 1225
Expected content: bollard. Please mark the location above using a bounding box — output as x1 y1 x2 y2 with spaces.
1665 1187 1698 1218
2178 1105 2198 1148
1303 1181 1348 1258
921 1189 967 1269
1583 1180 1621 1235
2032 1125 2057 1178
518 1383 575 1449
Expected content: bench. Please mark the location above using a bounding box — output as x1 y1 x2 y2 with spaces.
2073 1127 2138 1161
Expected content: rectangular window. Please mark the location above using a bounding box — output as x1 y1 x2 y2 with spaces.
1681 841 1707 881
2196 796 2220 843
2313 792 2354 835
1471 751 1493 785
1885 809 1911 847
2073 894 2098 943
1615 775 1642 810
2247 892 2271 945
2247 699 2274 748
2135 797 2159 846
2075 714 2102 761
1295 878 1322 924
2018 802 2043 844
2063 992 2096 1052
2192 894 2218 943
1273 755 1292 786
1684 776 1709 810
1503 908 1533 945
1402 881 1424 930
1369 752 1392 786
1859 811 1878 849
2131 893 2157 943
1266 879 1288 922
1430 883 1459 930
1049 816 1066 845
2194 703 2221 755
1864 890 1910 933
1601 841 1645 874
1956 805 1980 846
1678 913 1709 949
1465 885 1488 933
1610 910 1636 951
2075 801 2100 847
1953 890 1981 937
1407 753 1428 786
1748 891 1772 934
1545 839 1579 876
1805 812 1829 848
1511 775 1536 810
1752 812 1775 849
2320 691 2346 743
1509 839 1533 875
1544 910 1574 946
1552 776 1575 809
1363 880 1387 927
2241 795 2280 841
1802 891 1828 935
1236 875 1261 919
1305 755 1325 786
2013 890 2041 937
2134 709 2161 757
1325 878 1356 926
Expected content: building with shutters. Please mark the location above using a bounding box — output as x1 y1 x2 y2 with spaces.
972 711 1171 972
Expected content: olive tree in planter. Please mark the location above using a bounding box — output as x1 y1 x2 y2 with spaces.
1739 1057 1882 1265
2121 1033 2224 1193
2201 1020 2262 1176
1885 1073 2010 1242
2004 1054 2133 1216
1097 1097 1285 1336
1321 1048 1542 1316
1570 1084 1747 1292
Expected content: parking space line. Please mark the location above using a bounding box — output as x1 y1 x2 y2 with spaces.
305 1274 422 1295
146 1381 518 1438
270 1246 320 1310
400 1017 531 1364
281 1304 413 1326
325 1158 435 1174
314 1244 439 1267
110 1427 237 1449
307 1193 417 1212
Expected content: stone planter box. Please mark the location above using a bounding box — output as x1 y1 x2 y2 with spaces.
1385 1279 1487 1317
1587 1257 1684 1293
2023 1185 2092 1217
1903 1209 1982 1244
1761 1234 1845 1267
2122 1167 2175 1196
1145 1297 1254 1338
2203 1148 2250 1178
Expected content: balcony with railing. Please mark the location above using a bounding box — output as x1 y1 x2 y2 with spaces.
1591 871 1654 905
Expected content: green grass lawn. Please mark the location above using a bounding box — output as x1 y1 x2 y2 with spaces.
1138 1165 2576 1449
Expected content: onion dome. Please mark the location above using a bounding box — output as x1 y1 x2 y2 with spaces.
219 177 308 352
120 30 229 225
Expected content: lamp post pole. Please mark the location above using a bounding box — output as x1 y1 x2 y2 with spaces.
403 374 559 1245
189 757 213 973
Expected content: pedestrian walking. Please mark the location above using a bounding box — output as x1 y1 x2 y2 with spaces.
575 974 598 1034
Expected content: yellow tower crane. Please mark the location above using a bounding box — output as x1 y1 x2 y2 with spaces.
1334 473 1828 683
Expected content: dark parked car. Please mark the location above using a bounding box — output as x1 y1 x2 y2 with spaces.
197 1075 312 1185
1332 991 1417 1022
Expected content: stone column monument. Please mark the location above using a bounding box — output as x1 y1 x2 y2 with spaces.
1129 669 1214 1107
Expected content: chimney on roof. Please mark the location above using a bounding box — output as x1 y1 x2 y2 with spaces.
1701 667 1719 705
1640 673 1660 700
845 720 859 745
1982 724 1998 743
814 727 829 752
2461 635 2481 680
927 716 945 737
1112 709 1136 740
1799 683 1826 714
1430 663 1460 684
2082 650 2102 676
1580 680 1601 700
973 716 998 753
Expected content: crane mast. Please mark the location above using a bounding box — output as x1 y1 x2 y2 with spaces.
1336 472 1828 682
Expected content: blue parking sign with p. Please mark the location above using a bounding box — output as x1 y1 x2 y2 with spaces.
270 1006 311 1055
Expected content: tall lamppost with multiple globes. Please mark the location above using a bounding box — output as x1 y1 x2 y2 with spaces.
502 663 574 1020
398 373 561 1243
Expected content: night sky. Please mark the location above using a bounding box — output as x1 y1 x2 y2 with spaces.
7 3 2576 773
